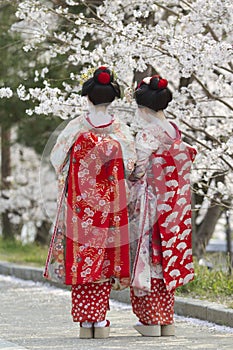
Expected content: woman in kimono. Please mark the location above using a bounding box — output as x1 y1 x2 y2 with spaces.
44 66 136 339
129 75 196 337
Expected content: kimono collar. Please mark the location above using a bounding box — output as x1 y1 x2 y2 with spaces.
85 113 115 129
137 109 166 124
169 122 181 139
137 108 179 140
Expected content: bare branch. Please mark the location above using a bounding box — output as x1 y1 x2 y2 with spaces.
181 119 222 145
153 1 180 17
193 74 233 111
205 24 219 42
214 65 233 74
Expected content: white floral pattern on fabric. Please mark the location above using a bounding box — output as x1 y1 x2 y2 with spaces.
133 124 174 180
50 114 136 178
130 278 175 325
44 114 136 286
136 125 162 152
129 120 196 295
72 281 111 322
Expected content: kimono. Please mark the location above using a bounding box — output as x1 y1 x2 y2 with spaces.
129 119 196 325
44 114 136 290
130 121 196 294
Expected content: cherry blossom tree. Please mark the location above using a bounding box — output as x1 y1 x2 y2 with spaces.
0 1 59 241
2 0 233 255
0 138 57 244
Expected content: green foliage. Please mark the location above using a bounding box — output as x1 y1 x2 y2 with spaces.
0 3 70 154
0 2 95 155
17 115 61 154
176 259 233 308
0 4 30 126
0 237 48 267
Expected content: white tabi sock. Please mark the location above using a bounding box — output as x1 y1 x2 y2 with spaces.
81 321 93 328
94 320 107 328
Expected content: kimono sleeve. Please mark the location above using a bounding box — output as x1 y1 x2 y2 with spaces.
185 143 197 162
111 120 137 178
50 116 83 175
132 128 160 180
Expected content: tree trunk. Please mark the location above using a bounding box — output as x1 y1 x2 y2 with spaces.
1 125 14 240
192 172 225 258
35 221 51 245
193 203 223 259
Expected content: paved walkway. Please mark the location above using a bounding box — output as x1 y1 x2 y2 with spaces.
0 275 233 350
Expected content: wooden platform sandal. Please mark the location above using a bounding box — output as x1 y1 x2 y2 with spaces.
134 324 161 337
161 324 175 336
94 320 110 339
79 323 94 339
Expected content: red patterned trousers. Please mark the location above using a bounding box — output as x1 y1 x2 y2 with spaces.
71 281 111 323
130 278 175 325
71 278 174 325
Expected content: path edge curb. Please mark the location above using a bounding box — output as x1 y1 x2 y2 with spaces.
0 261 232 328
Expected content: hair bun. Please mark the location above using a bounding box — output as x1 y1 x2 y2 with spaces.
135 74 172 112
149 75 168 90
94 66 113 85
81 65 120 104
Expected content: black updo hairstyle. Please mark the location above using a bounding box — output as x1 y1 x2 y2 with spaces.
81 66 121 105
135 75 172 111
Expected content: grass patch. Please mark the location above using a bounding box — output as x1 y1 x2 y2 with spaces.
176 259 233 308
0 237 48 267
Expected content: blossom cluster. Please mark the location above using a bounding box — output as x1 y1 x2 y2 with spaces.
0 139 57 241
1 0 232 235
0 87 13 99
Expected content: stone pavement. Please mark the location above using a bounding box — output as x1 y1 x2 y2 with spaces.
0 261 233 328
0 275 233 350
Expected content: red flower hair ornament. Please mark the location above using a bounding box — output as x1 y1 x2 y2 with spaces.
157 78 168 89
81 66 120 101
137 75 168 90
98 72 111 84
95 66 112 85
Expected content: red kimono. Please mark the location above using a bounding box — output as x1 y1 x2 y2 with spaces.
44 115 136 290
130 122 197 293
65 131 130 285
129 121 196 325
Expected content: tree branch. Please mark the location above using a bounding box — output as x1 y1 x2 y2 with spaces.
153 1 180 17
193 74 233 111
205 24 219 42
181 119 222 145
215 65 233 74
